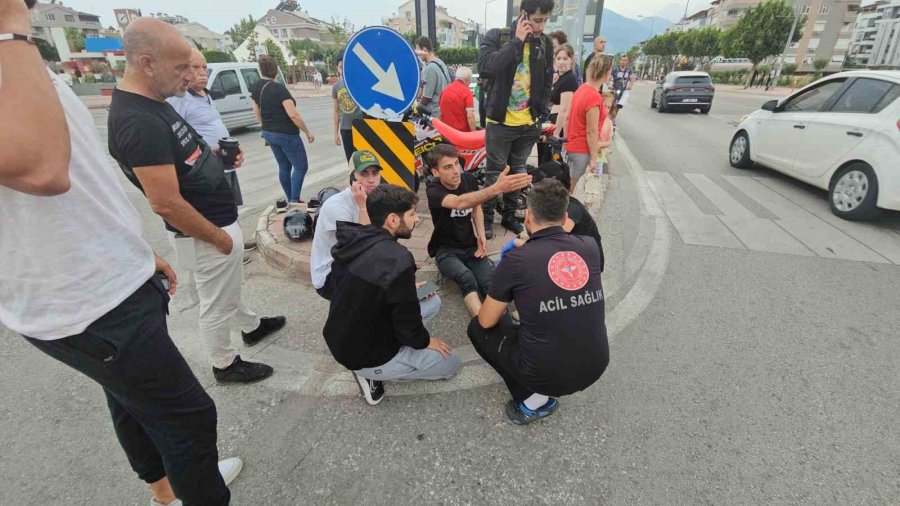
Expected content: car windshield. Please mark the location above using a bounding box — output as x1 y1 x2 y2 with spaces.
675 76 711 85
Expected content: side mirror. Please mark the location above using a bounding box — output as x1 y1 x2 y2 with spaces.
761 99 778 112
210 89 225 100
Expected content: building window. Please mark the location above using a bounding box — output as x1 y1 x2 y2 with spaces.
804 55 815 65
808 38 820 50
834 38 850 50
45 13 55 20
819 4 830 15
814 21 826 33
798 5 810 14
784 55 796 63
65 14 75 22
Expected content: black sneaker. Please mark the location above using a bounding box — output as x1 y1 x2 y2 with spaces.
500 218 525 236
352 372 385 406
484 222 494 240
275 199 288 213
213 356 274 384
242 316 286 347
505 398 559 425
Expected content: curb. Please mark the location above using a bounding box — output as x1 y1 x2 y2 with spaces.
256 173 612 281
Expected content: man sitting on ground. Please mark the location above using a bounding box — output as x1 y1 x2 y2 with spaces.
324 185 461 405
311 150 442 321
469 179 609 425
426 144 531 316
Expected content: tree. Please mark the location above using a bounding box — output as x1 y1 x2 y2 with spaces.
677 27 722 68
781 63 797 76
327 18 350 48
813 58 828 78
36 38 60 62
643 32 681 73
626 45 641 66
65 27 85 52
245 31 259 62
263 39 289 74
203 50 235 63
289 39 325 66
720 0 804 87
227 14 256 49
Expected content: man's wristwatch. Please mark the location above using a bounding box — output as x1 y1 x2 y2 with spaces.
0 33 37 45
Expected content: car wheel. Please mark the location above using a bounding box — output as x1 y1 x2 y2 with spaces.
657 98 666 113
651 94 657 109
829 162 881 221
700 106 711 114
729 131 752 169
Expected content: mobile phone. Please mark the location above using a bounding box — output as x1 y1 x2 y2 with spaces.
416 281 439 300
153 272 170 291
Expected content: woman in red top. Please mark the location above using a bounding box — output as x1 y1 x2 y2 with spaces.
565 55 614 193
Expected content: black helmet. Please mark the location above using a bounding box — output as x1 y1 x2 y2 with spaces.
283 210 314 241
308 186 341 210
317 186 341 205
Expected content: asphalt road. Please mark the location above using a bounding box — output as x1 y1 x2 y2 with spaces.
2 87 899 504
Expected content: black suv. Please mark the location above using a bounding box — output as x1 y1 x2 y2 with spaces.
652 72 715 114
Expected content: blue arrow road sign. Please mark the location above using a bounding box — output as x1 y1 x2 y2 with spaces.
343 26 421 120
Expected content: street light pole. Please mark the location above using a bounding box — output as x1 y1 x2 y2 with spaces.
775 4 803 85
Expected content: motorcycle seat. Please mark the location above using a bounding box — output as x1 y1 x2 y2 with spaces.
431 119 485 150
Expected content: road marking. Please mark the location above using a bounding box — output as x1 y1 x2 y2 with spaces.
646 171 744 249
684 173 755 219
756 177 900 264
724 176 888 263
605 136 673 339
684 173 812 255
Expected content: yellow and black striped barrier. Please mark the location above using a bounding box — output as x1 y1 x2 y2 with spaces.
351 119 416 190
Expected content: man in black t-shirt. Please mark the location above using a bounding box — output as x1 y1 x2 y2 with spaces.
469 179 609 425
425 144 532 317
109 18 285 386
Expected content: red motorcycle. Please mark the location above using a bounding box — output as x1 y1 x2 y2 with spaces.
411 114 558 185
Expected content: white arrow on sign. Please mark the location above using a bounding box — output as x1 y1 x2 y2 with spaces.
352 42 405 101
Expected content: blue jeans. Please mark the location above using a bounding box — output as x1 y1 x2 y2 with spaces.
435 247 494 297
262 131 309 202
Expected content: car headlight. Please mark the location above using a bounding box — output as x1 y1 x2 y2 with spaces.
740 114 749 123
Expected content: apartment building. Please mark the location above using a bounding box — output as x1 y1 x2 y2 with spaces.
850 0 900 68
383 1 475 48
174 22 228 52
30 3 102 44
707 0 763 30
782 0 858 72
258 7 333 45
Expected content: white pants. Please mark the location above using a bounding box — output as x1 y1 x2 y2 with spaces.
168 221 260 369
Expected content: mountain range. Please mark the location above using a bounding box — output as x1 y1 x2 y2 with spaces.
600 10 672 54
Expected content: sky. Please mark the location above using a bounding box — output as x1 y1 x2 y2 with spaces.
61 0 693 35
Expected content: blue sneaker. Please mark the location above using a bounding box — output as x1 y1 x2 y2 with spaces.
505 398 559 425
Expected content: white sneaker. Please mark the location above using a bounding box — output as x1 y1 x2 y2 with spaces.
219 457 243 486
151 500 182 506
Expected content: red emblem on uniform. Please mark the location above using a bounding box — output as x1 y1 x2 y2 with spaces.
547 251 589 291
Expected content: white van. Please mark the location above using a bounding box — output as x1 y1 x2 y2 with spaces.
207 62 286 130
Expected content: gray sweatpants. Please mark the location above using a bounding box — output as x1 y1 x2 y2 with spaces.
355 346 461 382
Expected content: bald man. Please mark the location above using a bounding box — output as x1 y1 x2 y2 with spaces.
438 65 476 132
583 35 607 84
109 18 284 390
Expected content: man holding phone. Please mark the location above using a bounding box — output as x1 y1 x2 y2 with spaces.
478 0 555 240
323 185 461 406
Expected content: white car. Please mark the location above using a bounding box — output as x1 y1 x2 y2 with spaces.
729 70 900 220
207 62 287 130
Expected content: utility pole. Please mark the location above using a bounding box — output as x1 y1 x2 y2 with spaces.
774 3 803 84
414 0 437 44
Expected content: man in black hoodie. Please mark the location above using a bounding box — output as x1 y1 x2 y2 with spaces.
478 0 555 239
323 185 461 405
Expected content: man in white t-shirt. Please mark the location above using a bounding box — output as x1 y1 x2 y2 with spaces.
310 150 441 320
0 3 239 504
